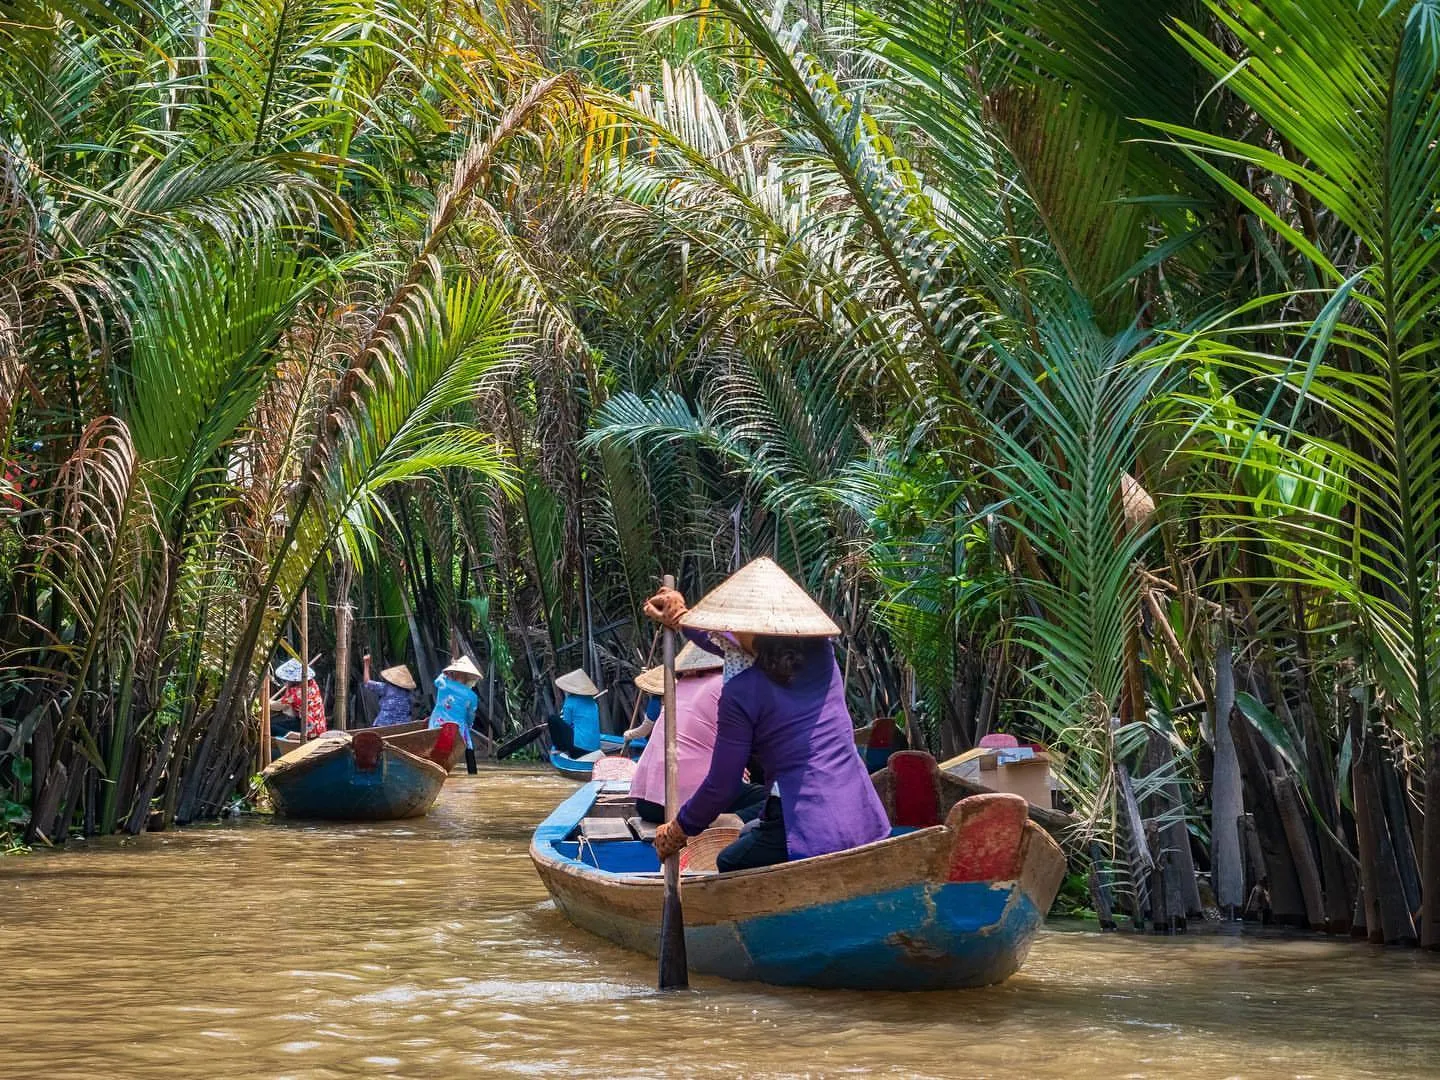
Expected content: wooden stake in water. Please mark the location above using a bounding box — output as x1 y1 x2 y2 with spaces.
657 573 689 991
259 673 272 770
299 586 310 745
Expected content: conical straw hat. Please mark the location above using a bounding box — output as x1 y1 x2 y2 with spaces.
380 664 416 691
555 668 601 696
634 665 664 696
443 655 482 680
634 642 722 695
274 658 316 683
679 557 841 637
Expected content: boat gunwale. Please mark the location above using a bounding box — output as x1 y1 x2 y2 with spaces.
529 782 992 925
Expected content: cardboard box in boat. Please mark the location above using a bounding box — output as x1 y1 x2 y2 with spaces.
940 746 1054 809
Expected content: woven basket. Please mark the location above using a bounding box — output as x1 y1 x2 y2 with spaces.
679 825 742 872
591 755 637 782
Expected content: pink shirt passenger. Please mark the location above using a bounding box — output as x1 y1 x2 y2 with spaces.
629 672 723 809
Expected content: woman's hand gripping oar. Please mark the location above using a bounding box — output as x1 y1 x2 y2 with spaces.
654 574 688 990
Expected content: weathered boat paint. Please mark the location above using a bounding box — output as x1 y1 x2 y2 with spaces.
263 728 449 820
529 772 1066 990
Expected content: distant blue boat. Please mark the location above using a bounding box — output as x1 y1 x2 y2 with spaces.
262 726 452 820
600 732 647 756
549 747 603 780
529 751 1067 990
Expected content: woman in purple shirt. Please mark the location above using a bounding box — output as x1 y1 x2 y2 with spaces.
646 558 891 872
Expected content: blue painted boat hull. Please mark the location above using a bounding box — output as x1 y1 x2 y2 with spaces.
549 747 603 780
529 779 1066 990
264 735 447 820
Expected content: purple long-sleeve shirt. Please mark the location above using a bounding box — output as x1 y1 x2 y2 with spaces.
676 634 891 861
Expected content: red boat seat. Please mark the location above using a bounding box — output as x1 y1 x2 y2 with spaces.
946 793 1028 882
888 750 942 828
353 729 383 771
428 721 460 766
868 715 896 749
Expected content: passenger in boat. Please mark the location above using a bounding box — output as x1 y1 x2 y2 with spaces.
626 643 768 824
430 655 482 774
361 654 416 727
552 669 603 756
270 658 327 739
645 558 891 873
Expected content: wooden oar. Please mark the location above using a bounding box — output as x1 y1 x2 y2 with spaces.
657 573 689 990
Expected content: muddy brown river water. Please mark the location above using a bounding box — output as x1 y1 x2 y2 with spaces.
3 765 1438 1078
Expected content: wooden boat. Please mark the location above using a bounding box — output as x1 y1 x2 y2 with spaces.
273 719 467 772
530 750 1067 990
549 747 604 780
599 732 647 756
262 726 454 820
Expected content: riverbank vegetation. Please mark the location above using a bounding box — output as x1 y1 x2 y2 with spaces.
3 0 1438 948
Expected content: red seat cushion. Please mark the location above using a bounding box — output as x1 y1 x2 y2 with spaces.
888 751 941 828
353 730 383 771
868 715 896 750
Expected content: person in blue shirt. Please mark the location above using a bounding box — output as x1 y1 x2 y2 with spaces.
429 655 482 773
553 668 602 755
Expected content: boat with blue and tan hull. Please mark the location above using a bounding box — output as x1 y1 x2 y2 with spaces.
262 724 457 820
529 750 1067 990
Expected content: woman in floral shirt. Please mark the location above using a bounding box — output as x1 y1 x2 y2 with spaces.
271 658 327 739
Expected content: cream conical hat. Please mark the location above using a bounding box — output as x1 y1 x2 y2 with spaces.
442 655 482 680
679 557 841 637
634 642 723 695
380 664 416 691
555 668 601 696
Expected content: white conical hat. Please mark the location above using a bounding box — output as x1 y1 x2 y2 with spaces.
679 557 841 637
634 642 723 695
274 658 316 683
555 668 601 696
443 655 482 679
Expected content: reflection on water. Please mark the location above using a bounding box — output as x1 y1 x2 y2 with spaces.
3 766 1438 1079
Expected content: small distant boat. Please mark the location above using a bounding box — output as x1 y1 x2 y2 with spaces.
262 725 454 820
530 750 1067 990
599 732 647 756
549 747 604 780
273 720 467 772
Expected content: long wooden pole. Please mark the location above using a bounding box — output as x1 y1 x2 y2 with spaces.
334 564 352 731
259 673 272 770
657 573 688 990
299 587 310 744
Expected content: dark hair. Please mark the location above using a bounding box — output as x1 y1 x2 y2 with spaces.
752 635 818 687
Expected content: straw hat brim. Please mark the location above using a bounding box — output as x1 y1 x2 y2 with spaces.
443 655 482 680
634 666 664 696
555 668 601 696
380 665 416 690
676 640 724 674
634 641 722 695
679 556 841 637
